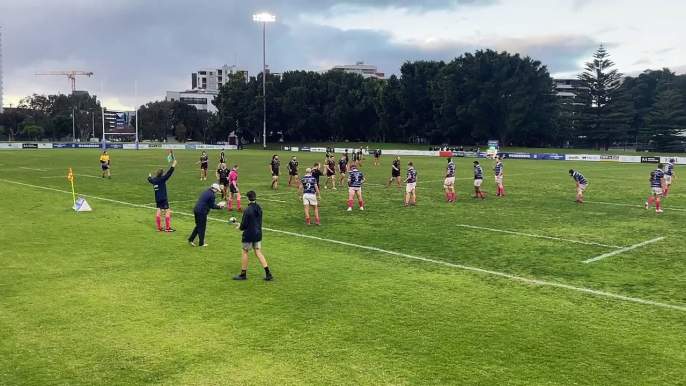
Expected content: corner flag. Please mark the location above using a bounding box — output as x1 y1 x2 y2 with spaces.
67 168 76 209
167 150 175 163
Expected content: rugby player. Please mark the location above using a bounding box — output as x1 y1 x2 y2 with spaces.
299 168 322 226
288 156 299 188
645 164 666 213
227 164 241 211
404 162 417 206
218 148 226 168
100 151 111 179
338 156 348 186
494 156 504 196
663 158 676 197
473 161 485 199
216 163 230 200
387 156 402 187
569 169 587 203
324 156 337 190
374 149 381 165
148 159 178 232
269 155 280 190
347 165 365 211
444 158 456 202
312 163 324 188
195 151 209 180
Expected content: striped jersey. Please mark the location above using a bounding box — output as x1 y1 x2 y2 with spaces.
572 172 587 185
665 162 674 176
474 165 483 180
406 167 417 183
301 175 317 194
651 169 664 188
494 162 503 176
446 162 455 177
349 169 364 187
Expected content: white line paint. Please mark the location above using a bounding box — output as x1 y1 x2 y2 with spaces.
20 167 47 172
1 178 684 313
583 237 665 263
74 173 101 179
453 223 621 248
584 200 686 213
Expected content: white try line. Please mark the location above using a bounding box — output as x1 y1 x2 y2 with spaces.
584 200 686 213
1 178 685 313
583 237 665 263
453 224 621 248
20 167 47 172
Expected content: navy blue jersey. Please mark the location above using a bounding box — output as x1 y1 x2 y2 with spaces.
148 167 175 202
494 162 503 176
446 162 455 177
406 167 417 183
349 169 364 187
474 165 483 180
572 172 587 185
301 175 317 194
665 163 674 176
651 169 665 187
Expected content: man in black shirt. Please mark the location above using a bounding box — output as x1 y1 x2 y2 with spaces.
269 155 280 190
288 156 299 188
338 156 348 187
218 149 226 167
189 183 225 247
374 149 381 166
387 156 402 188
216 163 231 200
324 156 337 190
148 159 177 232
233 191 273 281
196 151 209 180
312 163 324 187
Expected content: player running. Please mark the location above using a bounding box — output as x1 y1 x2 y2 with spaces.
404 162 417 207
100 151 111 179
473 161 485 199
324 156 337 190
148 159 178 232
218 148 226 168
227 164 242 212
196 151 209 180
387 156 402 187
299 168 322 226
216 163 230 200
347 165 365 211
663 158 676 197
444 158 456 202
269 155 280 190
645 164 666 213
288 156 300 188
569 169 587 203
338 156 348 186
494 156 504 196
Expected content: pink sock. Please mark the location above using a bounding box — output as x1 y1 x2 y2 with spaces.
451 192 455 201
412 200 416 205
348 199 353 208
398 181 401 187
359 200 364 207
156 215 162 229
228 200 233 210
648 197 655 205
446 192 450 200
501 187 505 195
481 192 486 199
315 217 320 224
656 200 661 210
237 200 241 210
664 187 669 195
165 216 170 229
306 217 311 225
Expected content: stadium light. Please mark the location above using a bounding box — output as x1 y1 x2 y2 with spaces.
253 13 275 149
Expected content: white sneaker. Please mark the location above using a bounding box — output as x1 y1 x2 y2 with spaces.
333 187 337 190
656 209 664 213
644 203 649 210
347 207 352 212
324 186 328 189
359 207 364 211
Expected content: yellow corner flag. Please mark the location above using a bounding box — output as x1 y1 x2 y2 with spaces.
68 168 76 209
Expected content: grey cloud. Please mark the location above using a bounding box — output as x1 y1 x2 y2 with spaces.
572 0 594 11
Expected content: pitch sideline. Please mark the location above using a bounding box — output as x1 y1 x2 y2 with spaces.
1 178 685 313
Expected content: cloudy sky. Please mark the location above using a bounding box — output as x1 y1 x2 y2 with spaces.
2 0 685 111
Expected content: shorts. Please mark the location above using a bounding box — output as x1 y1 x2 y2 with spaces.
229 184 239 194
665 175 672 185
392 170 400 178
220 179 229 187
156 199 169 209
242 241 261 251
289 170 298 176
406 182 416 193
444 177 455 187
374 153 380 158
474 179 483 187
495 175 503 184
652 187 663 195
578 184 587 191
201 163 208 170
101 164 109 170
272 171 279 177
303 193 317 206
326 172 335 177
349 187 361 193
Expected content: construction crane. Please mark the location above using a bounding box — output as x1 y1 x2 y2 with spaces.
36 71 94 92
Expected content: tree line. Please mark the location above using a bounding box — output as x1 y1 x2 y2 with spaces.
2 46 685 150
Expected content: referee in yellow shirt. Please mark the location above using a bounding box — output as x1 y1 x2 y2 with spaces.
100 151 111 179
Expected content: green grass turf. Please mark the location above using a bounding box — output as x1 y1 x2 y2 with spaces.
1 149 686 385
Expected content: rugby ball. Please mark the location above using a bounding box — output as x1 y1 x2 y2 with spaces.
218 201 227 208
229 217 237 223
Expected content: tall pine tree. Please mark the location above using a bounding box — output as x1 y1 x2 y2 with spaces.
643 90 686 151
575 45 634 149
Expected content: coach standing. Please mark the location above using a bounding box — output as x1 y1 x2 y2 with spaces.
233 191 273 281
188 183 225 247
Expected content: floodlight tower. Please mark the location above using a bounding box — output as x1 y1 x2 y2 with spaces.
252 13 275 149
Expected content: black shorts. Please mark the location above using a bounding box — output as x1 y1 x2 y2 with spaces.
220 179 229 187
289 170 298 176
156 199 169 209
272 171 279 177
326 172 335 177
201 163 208 170
392 170 400 178
374 153 380 158
229 184 239 194
101 164 109 170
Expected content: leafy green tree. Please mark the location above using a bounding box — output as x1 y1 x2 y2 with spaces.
0 125 5 135
574 45 634 149
175 122 187 142
376 75 402 143
0 109 27 141
21 124 45 141
399 60 444 142
643 90 686 151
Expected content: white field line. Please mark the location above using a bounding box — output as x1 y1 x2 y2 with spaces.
20 167 47 172
2 178 685 313
584 200 686 213
452 223 621 248
74 173 101 179
583 237 666 264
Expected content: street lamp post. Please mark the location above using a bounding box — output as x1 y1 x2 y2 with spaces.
252 13 275 149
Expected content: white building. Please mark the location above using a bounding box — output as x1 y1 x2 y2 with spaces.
327 62 387 79
166 89 218 113
553 78 588 105
192 65 248 91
